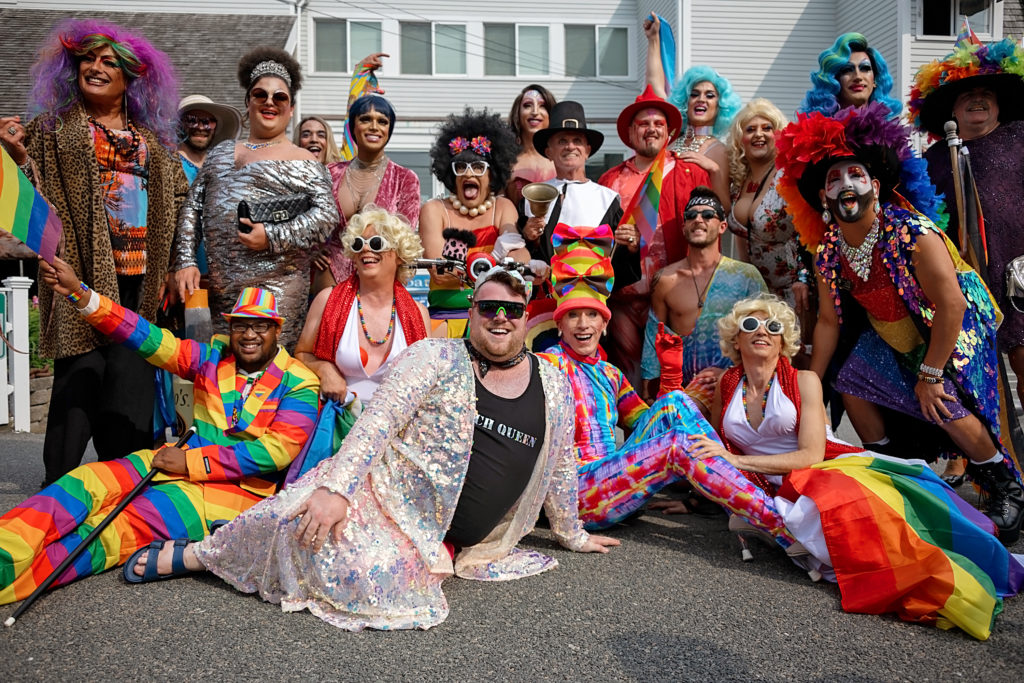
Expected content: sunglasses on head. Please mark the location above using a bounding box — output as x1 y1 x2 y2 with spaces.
739 316 784 335
684 208 720 221
350 235 392 253
452 160 490 177
249 88 291 106
474 300 526 320
229 319 275 334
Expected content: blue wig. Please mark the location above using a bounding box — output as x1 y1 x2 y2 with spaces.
798 33 902 117
348 94 396 138
668 65 741 138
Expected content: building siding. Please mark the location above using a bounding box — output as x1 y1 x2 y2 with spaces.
4 0 289 13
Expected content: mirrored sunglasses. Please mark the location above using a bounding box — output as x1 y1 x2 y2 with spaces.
474 299 526 320
249 88 291 105
351 235 392 253
229 319 275 334
684 208 720 221
184 115 216 128
739 316 783 335
452 161 490 177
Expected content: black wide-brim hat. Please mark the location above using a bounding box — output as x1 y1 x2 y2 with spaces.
919 72 1024 137
533 100 604 157
795 144 901 210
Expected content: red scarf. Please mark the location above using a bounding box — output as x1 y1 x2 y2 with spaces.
717 356 859 495
313 275 427 362
558 340 607 364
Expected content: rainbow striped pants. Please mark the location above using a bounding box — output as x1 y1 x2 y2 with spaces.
577 391 794 545
0 451 255 605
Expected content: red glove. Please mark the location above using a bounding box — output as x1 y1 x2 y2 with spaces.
655 321 684 397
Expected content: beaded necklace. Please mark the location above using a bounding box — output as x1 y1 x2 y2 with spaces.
89 117 141 159
357 294 396 346
741 373 773 426
838 217 880 281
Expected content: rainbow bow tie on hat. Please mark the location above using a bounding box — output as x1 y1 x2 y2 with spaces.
221 287 286 323
550 224 615 321
551 223 615 257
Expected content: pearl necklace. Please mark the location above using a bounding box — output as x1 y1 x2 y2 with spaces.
243 139 284 150
450 194 495 217
838 218 880 281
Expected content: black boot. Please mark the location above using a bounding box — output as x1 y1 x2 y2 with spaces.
966 460 1024 546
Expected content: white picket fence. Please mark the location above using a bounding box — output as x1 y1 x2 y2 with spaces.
0 276 32 432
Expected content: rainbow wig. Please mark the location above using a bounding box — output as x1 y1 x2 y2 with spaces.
775 102 945 249
27 18 180 149
798 33 902 118
668 65 741 138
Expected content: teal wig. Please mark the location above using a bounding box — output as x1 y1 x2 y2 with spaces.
668 65 741 138
799 32 901 118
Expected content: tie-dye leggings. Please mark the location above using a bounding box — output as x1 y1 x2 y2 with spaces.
576 390 796 547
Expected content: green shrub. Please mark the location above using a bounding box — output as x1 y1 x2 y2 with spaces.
28 303 52 372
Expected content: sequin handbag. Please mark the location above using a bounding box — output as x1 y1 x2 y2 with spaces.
1007 256 1024 313
246 193 311 223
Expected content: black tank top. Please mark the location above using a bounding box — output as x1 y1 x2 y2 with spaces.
445 355 546 548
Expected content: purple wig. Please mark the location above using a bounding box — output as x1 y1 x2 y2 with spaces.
27 18 180 150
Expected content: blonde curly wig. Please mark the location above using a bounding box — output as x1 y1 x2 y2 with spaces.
727 99 788 189
718 294 801 363
342 205 424 285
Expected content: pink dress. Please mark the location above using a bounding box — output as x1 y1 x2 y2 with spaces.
324 160 421 282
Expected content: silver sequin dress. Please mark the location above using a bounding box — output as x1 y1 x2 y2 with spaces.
193 339 590 631
174 141 339 348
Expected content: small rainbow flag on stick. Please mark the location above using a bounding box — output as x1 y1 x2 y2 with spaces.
0 147 61 264
619 142 667 279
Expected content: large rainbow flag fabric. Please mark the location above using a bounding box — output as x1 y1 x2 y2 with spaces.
0 147 61 263
781 455 1024 640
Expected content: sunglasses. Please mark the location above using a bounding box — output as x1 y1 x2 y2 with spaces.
249 88 291 106
474 300 526 320
739 316 784 335
452 161 490 177
351 235 392 253
229 320 275 334
184 114 216 129
684 209 720 221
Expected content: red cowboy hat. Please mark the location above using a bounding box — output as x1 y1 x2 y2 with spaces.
616 84 683 147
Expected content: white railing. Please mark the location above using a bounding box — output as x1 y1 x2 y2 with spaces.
0 276 32 432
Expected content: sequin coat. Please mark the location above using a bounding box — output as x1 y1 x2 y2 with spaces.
194 338 590 631
173 141 339 348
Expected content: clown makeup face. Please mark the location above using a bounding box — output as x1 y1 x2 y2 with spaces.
687 82 719 126
629 108 669 158
837 51 875 108
519 90 549 137
558 308 608 358
823 160 876 223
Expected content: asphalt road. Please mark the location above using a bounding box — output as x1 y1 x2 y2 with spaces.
0 430 1022 682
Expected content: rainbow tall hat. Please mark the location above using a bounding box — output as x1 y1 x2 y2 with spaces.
550 223 615 321
221 287 285 323
909 35 1024 137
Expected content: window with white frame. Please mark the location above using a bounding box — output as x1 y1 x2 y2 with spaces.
565 25 628 78
921 0 993 37
484 24 550 76
400 22 468 75
314 19 381 73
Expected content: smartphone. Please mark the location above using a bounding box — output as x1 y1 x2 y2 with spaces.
237 200 252 233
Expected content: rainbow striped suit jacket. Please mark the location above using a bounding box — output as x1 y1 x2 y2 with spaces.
84 293 320 507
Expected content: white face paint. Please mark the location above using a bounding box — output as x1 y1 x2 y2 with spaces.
824 160 875 223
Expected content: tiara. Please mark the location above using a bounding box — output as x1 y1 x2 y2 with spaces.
250 60 292 87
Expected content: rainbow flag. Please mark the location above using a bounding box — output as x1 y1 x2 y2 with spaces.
339 62 382 161
781 455 1024 640
619 143 668 280
957 17 982 46
0 147 61 263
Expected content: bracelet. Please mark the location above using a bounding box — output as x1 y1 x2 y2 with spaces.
66 281 90 304
796 268 812 285
918 362 943 378
916 373 943 384
18 160 33 177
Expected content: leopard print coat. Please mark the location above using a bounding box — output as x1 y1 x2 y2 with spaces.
26 103 188 359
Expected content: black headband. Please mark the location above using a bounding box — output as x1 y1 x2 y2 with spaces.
686 194 724 217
